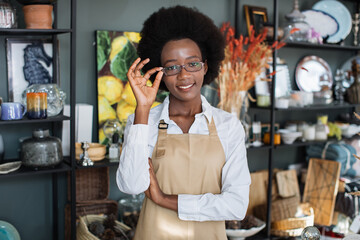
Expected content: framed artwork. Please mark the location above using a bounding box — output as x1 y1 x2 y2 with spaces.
96 30 168 144
244 5 268 36
6 38 57 103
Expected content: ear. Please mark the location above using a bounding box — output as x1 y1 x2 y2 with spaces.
204 60 208 75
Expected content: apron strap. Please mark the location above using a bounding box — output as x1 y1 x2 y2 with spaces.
157 120 168 149
207 117 218 136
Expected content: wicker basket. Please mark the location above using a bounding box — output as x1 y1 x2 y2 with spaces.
67 167 109 202
271 228 304 237
272 203 314 230
77 214 131 240
65 200 118 240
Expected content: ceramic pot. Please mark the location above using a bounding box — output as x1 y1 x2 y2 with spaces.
23 4 52 29
20 129 62 169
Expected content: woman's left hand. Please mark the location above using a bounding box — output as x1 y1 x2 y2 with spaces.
145 158 165 204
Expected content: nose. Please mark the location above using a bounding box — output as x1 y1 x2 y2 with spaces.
177 65 191 79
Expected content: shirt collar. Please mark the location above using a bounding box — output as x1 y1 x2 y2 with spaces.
158 94 213 124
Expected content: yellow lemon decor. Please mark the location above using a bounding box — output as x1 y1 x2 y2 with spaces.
98 75 124 105
151 101 161 108
116 100 136 122
98 96 117 123
109 36 129 61
124 32 141 43
121 81 137 106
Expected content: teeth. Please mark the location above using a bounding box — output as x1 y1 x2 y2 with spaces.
178 84 193 89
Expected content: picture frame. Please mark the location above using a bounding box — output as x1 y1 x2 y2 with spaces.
6 38 57 103
244 5 268 36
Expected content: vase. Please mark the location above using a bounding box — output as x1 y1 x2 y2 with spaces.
231 91 251 147
23 4 53 29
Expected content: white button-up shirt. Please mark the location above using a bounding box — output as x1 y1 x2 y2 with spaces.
116 95 251 221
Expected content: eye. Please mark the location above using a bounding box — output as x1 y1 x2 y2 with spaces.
188 62 200 67
164 65 179 71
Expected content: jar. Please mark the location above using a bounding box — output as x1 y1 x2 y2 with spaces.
20 129 63 169
263 132 281 145
304 125 315 141
315 120 327 141
21 84 66 117
283 0 310 42
0 0 17 28
118 193 144 228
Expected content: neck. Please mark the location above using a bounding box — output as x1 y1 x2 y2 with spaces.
168 94 202 117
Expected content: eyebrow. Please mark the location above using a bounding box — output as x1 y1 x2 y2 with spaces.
163 56 201 65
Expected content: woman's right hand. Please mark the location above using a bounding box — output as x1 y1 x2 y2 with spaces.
127 57 163 109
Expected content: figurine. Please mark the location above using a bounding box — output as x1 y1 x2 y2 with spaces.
78 141 94 166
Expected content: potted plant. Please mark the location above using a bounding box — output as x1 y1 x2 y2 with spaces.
16 0 56 29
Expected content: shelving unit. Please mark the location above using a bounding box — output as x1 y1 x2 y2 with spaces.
0 0 76 239
236 0 360 238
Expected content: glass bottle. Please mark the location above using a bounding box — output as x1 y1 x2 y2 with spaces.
109 132 120 162
283 0 310 42
0 0 16 28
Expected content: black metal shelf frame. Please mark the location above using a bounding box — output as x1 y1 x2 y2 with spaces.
236 0 359 238
0 1 76 239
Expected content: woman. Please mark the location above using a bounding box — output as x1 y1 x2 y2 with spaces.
116 5 251 240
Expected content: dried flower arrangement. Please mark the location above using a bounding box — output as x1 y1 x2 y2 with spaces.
216 22 297 116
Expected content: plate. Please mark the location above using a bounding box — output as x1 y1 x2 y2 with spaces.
0 161 21 174
0 220 21 240
295 55 333 92
312 0 352 43
340 55 360 88
302 10 338 38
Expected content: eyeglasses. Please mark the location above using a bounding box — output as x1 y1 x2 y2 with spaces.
162 61 205 76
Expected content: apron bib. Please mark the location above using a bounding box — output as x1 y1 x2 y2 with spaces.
134 118 227 240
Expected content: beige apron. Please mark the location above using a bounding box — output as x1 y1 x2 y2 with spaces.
134 118 227 240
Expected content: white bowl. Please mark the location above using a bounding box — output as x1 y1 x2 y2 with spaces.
279 129 302 144
226 219 266 240
275 98 289 109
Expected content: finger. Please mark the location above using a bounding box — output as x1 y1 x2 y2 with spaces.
127 58 141 81
143 67 163 80
152 70 164 90
135 58 150 77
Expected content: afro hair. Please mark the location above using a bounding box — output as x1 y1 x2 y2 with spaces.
137 5 225 90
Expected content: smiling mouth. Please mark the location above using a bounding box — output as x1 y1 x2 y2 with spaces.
177 83 194 90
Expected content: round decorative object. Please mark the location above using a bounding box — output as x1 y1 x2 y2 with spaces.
283 0 311 42
22 84 66 117
302 10 338 38
312 0 352 43
0 220 21 240
20 129 63 169
103 119 123 142
301 226 320 240
295 55 332 92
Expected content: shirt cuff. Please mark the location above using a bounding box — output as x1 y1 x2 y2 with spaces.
127 123 149 145
178 194 200 221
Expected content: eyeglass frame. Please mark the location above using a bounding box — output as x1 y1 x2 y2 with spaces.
161 61 206 76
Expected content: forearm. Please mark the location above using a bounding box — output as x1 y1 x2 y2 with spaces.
157 194 178 212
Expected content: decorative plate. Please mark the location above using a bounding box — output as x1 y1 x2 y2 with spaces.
295 55 333 92
302 10 338 38
0 161 21 174
0 220 21 240
312 0 352 43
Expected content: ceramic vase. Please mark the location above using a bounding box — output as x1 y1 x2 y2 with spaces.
23 4 53 29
